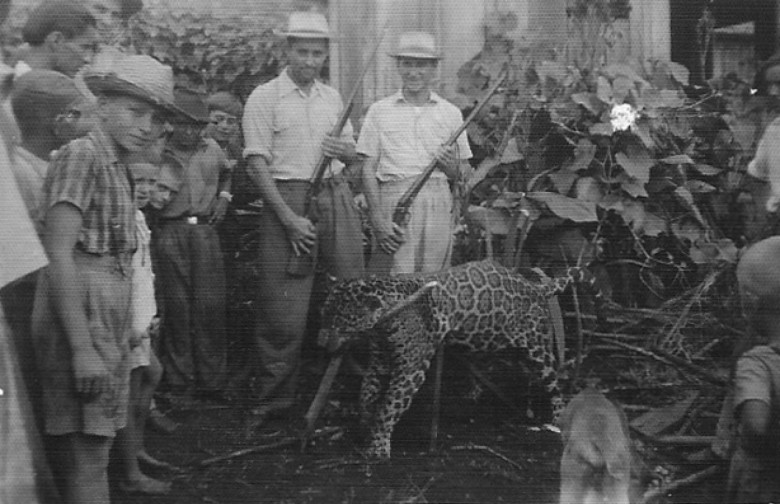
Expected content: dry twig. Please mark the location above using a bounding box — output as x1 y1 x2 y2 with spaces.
640 464 722 504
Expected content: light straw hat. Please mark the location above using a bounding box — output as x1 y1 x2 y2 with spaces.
83 54 192 121
390 31 441 60
279 11 332 39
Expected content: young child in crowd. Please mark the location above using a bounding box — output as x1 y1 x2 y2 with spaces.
31 54 181 504
727 236 780 503
114 163 175 495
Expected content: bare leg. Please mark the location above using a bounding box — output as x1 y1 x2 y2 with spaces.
49 433 112 504
117 365 170 494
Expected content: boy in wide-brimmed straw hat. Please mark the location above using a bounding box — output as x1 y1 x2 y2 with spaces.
242 10 364 425
358 31 472 275
32 53 177 504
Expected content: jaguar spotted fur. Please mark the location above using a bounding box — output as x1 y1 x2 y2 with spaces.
318 259 603 459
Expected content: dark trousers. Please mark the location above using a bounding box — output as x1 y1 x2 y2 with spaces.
254 178 364 414
153 221 227 391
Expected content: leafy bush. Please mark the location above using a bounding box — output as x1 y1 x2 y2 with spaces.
454 1 757 306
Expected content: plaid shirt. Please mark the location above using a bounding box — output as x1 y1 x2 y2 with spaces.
41 129 136 255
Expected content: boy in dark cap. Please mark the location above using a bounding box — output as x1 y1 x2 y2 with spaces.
153 88 232 399
10 69 95 225
32 54 180 504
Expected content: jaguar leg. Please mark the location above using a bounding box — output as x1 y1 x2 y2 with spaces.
365 341 436 459
359 339 387 426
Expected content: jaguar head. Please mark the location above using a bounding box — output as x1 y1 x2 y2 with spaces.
318 278 387 353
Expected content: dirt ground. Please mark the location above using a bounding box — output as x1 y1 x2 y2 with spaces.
108 354 730 504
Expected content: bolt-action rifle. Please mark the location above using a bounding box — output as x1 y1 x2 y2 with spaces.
286 30 387 277
368 72 507 274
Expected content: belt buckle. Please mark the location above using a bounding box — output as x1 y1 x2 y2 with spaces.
187 216 198 225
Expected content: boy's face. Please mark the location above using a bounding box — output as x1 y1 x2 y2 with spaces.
170 120 204 149
205 110 239 143
98 95 165 153
396 57 437 95
149 183 173 210
53 27 100 77
133 174 156 208
55 96 97 143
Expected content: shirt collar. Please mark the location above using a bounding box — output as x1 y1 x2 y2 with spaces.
391 89 443 105
89 128 120 166
278 67 323 98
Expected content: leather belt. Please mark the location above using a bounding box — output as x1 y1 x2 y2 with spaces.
159 215 210 225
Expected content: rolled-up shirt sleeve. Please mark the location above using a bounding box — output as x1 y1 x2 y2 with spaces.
242 85 275 162
356 105 380 158
43 141 97 214
733 348 773 413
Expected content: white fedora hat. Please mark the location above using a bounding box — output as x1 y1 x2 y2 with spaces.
279 11 332 39
390 31 441 60
83 54 194 121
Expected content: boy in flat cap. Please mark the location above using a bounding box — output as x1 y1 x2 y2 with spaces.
32 54 179 504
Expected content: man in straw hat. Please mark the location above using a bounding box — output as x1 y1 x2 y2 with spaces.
242 11 365 424
358 31 472 274
31 54 180 504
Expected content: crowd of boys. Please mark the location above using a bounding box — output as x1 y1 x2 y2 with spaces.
4 3 780 504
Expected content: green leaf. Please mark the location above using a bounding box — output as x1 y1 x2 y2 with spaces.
684 180 716 193
615 144 654 185
466 206 512 235
565 139 597 172
525 192 598 222
537 60 568 85
633 120 655 149
589 122 613 136
500 138 524 164
549 171 578 195
597 76 613 104
619 175 649 198
668 61 690 86
571 92 604 116
612 76 634 103
660 154 694 165
693 164 722 176
466 156 501 192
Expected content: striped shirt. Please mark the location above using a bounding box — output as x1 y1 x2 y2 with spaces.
41 128 136 255
242 68 354 180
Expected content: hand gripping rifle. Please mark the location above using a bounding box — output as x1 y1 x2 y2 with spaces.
368 72 507 274
286 30 387 277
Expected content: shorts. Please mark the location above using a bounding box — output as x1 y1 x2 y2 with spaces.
31 251 132 438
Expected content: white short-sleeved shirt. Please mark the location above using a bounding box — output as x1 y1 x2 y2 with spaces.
242 68 354 180
356 90 472 182
748 117 780 211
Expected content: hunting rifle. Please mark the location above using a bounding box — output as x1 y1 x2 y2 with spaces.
286 30 387 277
368 71 507 275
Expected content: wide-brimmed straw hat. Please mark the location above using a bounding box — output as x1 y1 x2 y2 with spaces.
83 54 193 121
390 31 441 60
278 11 332 39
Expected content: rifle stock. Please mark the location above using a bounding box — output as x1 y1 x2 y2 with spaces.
368 72 507 275
286 32 385 277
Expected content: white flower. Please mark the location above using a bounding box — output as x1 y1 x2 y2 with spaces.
610 103 638 132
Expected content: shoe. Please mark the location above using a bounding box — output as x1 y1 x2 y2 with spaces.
147 408 179 434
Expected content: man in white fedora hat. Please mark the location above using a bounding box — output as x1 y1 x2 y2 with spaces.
242 10 364 425
358 31 472 274
32 54 177 503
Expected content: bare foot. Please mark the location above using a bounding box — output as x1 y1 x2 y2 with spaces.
138 451 182 473
119 474 172 495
